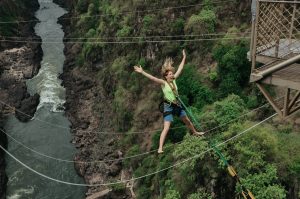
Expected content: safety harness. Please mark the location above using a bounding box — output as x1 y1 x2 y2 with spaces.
162 81 184 117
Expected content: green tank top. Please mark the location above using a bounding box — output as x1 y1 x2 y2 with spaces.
161 80 178 103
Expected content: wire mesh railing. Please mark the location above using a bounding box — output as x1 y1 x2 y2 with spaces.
252 0 300 70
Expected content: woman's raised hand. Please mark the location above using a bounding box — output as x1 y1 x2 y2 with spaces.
182 49 186 58
134 65 143 73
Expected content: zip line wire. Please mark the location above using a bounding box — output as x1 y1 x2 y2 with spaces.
0 113 277 186
0 0 235 24
2 32 251 40
0 36 251 44
0 128 152 164
0 95 281 136
0 98 278 164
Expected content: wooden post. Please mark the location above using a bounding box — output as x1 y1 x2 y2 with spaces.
251 0 260 71
288 90 300 111
250 0 257 62
289 0 297 51
256 83 283 117
283 88 290 117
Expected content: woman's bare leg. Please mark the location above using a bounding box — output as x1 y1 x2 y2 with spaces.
158 121 171 153
181 116 205 136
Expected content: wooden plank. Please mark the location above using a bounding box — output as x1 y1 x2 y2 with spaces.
250 61 300 83
272 63 300 83
255 55 280 64
262 76 300 90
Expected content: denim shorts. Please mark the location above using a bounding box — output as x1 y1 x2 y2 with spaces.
163 103 187 122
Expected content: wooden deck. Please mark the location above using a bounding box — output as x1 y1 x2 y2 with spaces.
249 0 300 118
250 53 300 91
260 63 300 90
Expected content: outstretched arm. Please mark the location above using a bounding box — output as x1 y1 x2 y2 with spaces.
174 49 186 79
134 65 165 85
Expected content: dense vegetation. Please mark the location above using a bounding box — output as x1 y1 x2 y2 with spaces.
68 0 300 198
0 0 38 36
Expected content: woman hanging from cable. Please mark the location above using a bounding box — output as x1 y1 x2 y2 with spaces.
134 49 205 154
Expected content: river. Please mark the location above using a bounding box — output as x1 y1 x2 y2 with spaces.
5 0 86 198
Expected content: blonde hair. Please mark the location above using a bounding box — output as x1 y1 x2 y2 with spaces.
161 57 175 77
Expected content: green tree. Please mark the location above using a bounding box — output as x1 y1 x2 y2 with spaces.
172 135 209 194
176 64 215 110
187 189 213 199
164 189 181 199
185 9 216 34
116 25 132 37
199 94 247 132
213 40 251 98
240 165 286 199
76 0 89 14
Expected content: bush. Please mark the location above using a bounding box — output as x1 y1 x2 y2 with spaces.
164 189 181 199
171 135 208 194
113 85 132 131
213 40 251 98
136 185 152 199
87 3 97 15
108 183 126 192
199 94 247 132
171 17 185 34
81 43 102 65
110 56 132 86
208 69 218 83
240 165 286 199
124 144 141 168
86 28 96 38
76 0 89 13
176 64 215 110
0 2 21 36
185 9 216 34
116 25 132 37
77 14 97 32
141 14 159 35
187 189 213 199
143 15 155 28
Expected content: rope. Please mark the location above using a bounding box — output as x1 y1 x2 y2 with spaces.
0 36 250 44
0 0 235 24
0 128 156 164
0 113 277 187
0 97 276 164
2 32 251 40
0 96 277 135
0 102 263 164
0 98 276 165
0 96 277 164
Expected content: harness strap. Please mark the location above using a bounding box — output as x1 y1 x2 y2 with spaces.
163 102 183 117
163 111 173 117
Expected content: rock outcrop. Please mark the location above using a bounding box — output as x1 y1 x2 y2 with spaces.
0 1 41 196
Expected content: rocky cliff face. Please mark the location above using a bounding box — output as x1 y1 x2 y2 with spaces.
55 1 134 198
0 0 41 198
